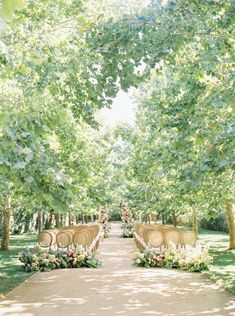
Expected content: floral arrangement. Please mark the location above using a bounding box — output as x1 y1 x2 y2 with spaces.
19 245 101 272
103 222 111 238
133 243 213 272
98 206 109 223
98 206 111 238
122 222 134 238
120 200 132 224
120 200 134 238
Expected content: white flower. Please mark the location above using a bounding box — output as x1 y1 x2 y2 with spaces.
76 245 85 254
48 254 56 263
34 243 42 253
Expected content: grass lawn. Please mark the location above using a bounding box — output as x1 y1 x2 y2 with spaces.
0 233 37 297
199 229 235 296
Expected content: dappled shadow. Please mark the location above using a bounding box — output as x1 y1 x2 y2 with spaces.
210 251 235 267
0 234 36 295
0 224 234 316
203 250 235 296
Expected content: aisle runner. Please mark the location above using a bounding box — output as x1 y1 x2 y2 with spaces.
0 223 234 316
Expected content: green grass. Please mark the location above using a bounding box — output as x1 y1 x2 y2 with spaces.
0 233 37 296
198 228 235 296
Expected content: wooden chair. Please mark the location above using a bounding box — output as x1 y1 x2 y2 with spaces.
164 229 181 247
38 230 57 249
56 231 72 249
134 223 142 233
133 232 146 251
181 231 196 247
90 224 101 251
86 228 95 250
73 231 88 249
145 229 164 248
136 224 145 238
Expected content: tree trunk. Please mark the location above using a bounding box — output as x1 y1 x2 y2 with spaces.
1 195 11 251
76 215 79 224
55 213 60 228
192 206 198 238
36 212 42 233
60 214 64 227
64 213 68 226
69 213 72 226
48 210 54 228
42 212 46 227
0 208 3 237
172 211 177 227
162 213 165 225
24 213 31 233
225 202 235 250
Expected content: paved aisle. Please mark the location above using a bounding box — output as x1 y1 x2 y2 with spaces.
0 223 235 316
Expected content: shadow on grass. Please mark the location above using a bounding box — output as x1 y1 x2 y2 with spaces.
198 229 235 295
0 233 37 295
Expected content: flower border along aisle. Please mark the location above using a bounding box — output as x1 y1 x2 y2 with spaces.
133 223 212 272
133 243 212 272
19 245 101 272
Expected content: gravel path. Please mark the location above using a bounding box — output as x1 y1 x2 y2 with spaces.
0 223 234 316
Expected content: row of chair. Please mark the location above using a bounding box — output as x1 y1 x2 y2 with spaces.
134 223 196 251
37 224 101 252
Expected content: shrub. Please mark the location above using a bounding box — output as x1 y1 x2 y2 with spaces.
121 222 134 238
199 212 228 232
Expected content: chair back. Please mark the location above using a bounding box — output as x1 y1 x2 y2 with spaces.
56 231 72 248
86 228 95 247
145 229 164 248
73 231 88 248
164 229 181 246
181 231 196 247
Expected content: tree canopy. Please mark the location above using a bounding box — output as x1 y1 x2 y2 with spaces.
0 0 234 249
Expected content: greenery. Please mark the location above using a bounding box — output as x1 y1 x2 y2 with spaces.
199 229 235 295
103 0 235 248
0 0 234 249
0 0 234 299
122 222 134 238
200 213 228 233
103 222 111 238
0 233 37 295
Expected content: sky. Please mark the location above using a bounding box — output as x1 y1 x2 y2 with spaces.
96 89 136 127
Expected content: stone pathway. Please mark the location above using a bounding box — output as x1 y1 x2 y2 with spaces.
0 223 235 316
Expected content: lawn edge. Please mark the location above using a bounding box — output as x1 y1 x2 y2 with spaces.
201 271 235 297
0 271 38 301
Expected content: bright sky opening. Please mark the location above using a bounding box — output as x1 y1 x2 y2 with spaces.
97 90 136 127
